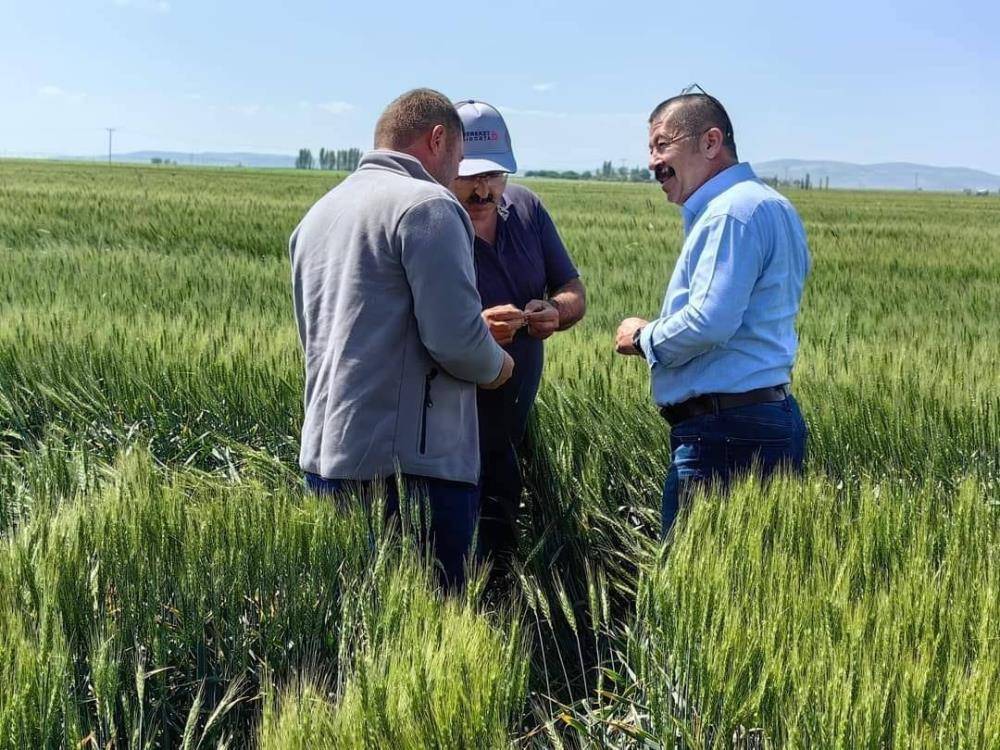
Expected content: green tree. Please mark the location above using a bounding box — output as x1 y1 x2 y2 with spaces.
295 149 315 170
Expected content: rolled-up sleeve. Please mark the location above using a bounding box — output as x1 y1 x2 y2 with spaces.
640 212 763 369
398 197 506 384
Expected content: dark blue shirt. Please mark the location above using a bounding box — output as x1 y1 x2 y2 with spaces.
474 183 578 448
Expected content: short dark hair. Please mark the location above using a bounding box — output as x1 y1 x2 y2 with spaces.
374 88 463 150
648 93 738 161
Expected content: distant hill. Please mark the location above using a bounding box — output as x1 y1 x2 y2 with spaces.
752 159 1000 192
45 151 1000 192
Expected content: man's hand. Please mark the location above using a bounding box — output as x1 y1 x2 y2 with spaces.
481 351 515 390
615 317 649 356
482 305 525 346
524 299 560 340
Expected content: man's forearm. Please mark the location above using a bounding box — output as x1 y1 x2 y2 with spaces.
640 302 737 369
550 278 586 331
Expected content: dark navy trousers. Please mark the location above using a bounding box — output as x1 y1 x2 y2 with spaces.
661 396 807 536
476 365 537 577
304 472 478 590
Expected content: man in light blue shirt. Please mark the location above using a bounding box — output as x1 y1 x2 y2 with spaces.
615 89 810 535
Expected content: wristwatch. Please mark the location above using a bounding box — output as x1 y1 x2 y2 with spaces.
631 326 644 356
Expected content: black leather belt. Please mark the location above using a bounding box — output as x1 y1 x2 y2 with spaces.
659 385 790 426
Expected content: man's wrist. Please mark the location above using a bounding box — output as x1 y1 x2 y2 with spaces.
631 325 645 356
545 296 562 323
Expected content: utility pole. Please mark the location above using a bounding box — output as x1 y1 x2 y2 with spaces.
106 127 117 166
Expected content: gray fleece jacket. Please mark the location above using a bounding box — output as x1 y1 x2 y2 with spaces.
290 150 505 484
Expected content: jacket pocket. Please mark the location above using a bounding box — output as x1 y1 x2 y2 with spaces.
418 368 438 455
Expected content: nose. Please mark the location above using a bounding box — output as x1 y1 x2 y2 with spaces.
473 180 490 199
648 145 664 172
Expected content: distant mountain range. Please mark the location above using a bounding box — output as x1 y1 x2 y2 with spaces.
751 159 1000 192
49 151 1000 192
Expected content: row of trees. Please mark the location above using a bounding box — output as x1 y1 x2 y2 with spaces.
760 174 830 190
525 161 652 183
295 148 362 171
293 148 655 182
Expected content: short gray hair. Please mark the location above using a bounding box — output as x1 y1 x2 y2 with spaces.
374 88 463 150
649 93 738 161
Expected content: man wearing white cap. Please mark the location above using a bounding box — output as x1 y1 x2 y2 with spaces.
451 99 587 579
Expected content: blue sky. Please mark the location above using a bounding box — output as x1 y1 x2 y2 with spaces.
3 0 998 173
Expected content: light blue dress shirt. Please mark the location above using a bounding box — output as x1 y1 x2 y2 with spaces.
638 162 811 406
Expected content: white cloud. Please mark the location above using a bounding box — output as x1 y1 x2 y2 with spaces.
532 82 556 92
230 104 262 116
318 101 355 115
38 85 86 102
113 0 171 13
498 105 568 118
499 105 643 121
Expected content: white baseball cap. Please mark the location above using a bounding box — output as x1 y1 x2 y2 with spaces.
454 99 517 176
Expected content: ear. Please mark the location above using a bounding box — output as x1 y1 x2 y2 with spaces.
702 127 724 159
428 124 447 156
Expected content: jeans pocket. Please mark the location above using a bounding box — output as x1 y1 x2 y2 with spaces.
725 400 795 430
670 434 702 469
724 435 794 478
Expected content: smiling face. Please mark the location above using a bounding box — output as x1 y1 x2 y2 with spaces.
647 115 710 205
647 102 734 206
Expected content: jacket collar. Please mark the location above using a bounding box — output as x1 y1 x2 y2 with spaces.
681 162 756 233
357 149 441 185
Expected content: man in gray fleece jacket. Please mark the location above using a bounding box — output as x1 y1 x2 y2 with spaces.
290 88 513 588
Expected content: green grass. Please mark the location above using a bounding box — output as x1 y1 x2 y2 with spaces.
1 158 998 747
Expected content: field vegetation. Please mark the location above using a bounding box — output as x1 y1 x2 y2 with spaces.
1 159 998 747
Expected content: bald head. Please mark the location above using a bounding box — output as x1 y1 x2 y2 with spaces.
649 93 738 161
374 88 463 150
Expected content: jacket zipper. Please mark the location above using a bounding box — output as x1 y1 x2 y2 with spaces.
419 368 438 455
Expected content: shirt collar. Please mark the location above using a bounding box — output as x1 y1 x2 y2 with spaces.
357 149 440 185
471 194 510 251
681 162 757 233
497 191 511 221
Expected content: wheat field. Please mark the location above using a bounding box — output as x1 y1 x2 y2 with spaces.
1 159 998 748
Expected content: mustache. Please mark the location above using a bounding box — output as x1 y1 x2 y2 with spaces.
468 193 497 205
655 165 676 182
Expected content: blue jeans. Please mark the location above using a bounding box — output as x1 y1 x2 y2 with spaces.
661 396 807 536
304 473 478 591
